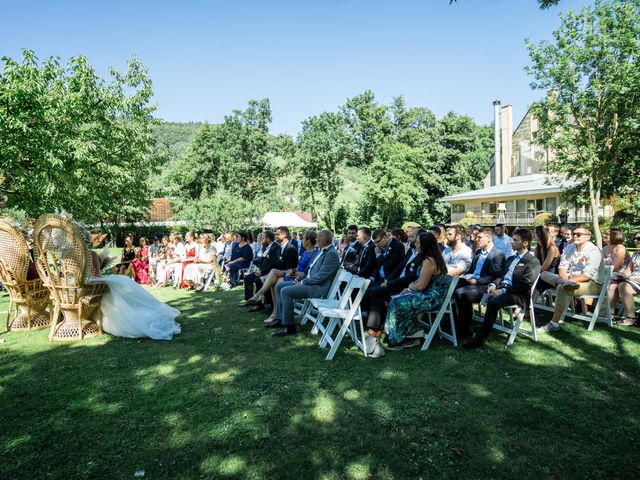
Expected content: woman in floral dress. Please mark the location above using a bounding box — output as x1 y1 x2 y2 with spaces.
131 237 151 285
385 231 451 349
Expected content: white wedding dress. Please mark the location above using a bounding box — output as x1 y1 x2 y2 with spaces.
89 275 181 340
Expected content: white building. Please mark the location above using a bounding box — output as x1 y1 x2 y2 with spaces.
441 101 614 226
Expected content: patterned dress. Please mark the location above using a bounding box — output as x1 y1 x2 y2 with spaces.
385 272 452 346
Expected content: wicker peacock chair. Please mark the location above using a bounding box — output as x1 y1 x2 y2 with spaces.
33 214 109 341
0 220 51 331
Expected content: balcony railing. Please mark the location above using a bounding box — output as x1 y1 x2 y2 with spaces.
450 210 598 226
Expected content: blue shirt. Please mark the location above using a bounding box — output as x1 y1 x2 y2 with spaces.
298 249 320 273
494 235 513 258
471 249 490 279
502 252 525 286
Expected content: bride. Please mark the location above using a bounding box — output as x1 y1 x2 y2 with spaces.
89 246 181 340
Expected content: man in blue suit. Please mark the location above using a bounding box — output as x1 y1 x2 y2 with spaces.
267 229 341 337
453 227 505 338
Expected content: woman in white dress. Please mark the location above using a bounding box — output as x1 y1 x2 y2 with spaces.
183 235 217 289
89 245 181 340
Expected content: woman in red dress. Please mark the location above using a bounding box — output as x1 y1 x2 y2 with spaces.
173 232 200 289
131 237 151 285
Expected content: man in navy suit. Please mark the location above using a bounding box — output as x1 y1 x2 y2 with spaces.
347 227 376 279
453 228 505 338
463 228 541 349
369 228 406 284
340 225 361 268
267 229 341 336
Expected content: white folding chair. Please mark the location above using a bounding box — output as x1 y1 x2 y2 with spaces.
471 276 540 345
559 266 613 331
297 268 351 327
418 276 460 351
317 276 370 361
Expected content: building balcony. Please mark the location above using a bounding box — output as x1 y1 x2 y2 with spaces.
450 209 605 226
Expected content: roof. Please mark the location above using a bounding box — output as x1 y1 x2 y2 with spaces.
441 175 577 202
260 211 318 228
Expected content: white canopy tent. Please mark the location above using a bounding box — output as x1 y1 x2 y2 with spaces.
260 212 317 228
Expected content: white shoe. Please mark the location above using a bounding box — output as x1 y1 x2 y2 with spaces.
538 322 560 334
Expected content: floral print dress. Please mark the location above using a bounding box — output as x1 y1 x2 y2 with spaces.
385 271 452 346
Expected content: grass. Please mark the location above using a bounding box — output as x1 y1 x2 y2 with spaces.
1 286 639 479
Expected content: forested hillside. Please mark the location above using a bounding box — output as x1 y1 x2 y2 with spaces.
151 91 493 231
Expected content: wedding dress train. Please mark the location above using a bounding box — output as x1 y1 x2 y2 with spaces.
89 274 181 340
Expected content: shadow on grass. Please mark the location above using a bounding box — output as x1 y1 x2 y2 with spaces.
1 288 639 479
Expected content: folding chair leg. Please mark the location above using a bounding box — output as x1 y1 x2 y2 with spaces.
507 313 524 346
422 312 444 352
325 317 353 361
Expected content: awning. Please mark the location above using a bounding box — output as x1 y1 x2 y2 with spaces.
260 212 318 228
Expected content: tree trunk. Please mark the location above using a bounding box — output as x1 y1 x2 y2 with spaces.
588 175 602 248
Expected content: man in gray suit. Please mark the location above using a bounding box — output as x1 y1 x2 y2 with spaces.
267 229 341 337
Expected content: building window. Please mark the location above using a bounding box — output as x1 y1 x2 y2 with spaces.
452 203 465 214
516 199 526 213
481 202 497 214
536 199 545 212
546 197 557 213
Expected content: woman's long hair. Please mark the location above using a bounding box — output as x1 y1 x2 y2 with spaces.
418 231 447 275
534 226 549 264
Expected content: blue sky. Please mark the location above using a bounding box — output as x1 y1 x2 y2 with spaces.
2 0 594 135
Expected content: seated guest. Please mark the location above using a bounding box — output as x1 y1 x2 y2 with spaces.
603 227 631 316
240 231 281 310
152 236 174 287
275 226 299 273
267 229 340 337
558 224 573 255
346 227 376 279
537 226 605 334
428 226 445 251
248 231 320 323
364 228 426 341
384 231 452 350
547 223 560 247
297 230 306 256
290 231 299 251
225 232 253 287
390 228 409 253
453 228 505 338
172 231 200 289
113 234 136 275
494 223 513 258
184 235 218 290
370 228 405 284
217 233 234 266
465 224 482 251
462 229 541 349
443 225 473 276
340 225 361 268
533 225 561 293
131 237 151 285
253 232 265 261
614 232 640 326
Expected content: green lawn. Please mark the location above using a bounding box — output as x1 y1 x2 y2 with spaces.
1 287 639 479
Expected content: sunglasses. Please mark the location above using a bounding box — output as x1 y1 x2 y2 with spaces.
572 232 590 237
634 237 640 241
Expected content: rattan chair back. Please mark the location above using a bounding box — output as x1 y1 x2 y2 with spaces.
34 214 107 340
0 220 51 331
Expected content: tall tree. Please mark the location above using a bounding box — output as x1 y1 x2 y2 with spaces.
341 90 393 168
294 112 349 230
0 50 162 224
526 0 640 246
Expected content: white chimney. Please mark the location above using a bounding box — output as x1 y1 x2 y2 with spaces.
493 100 501 185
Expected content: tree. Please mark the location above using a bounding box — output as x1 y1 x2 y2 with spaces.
0 50 162 224
176 189 255 232
526 0 640 246
450 0 561 9
357 141 426 227
294 112 349 230
170 99 279 203
341 90 393 168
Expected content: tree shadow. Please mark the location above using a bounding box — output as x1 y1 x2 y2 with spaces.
1 288 639 479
